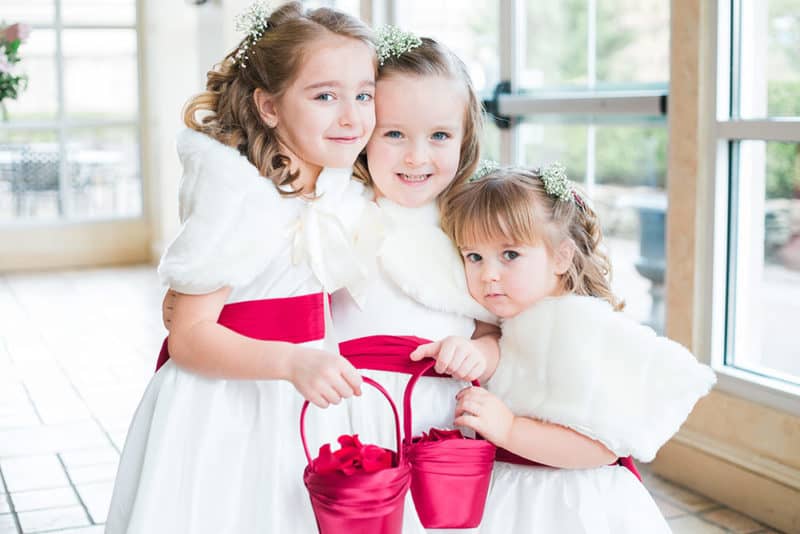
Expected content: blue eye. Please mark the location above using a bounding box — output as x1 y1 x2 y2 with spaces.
502 250 520 260
464 252 482 263
356 92 373 102
431 131 450 141
315 93 334 101
385 130 403 139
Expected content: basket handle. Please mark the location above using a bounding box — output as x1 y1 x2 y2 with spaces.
300 376 403 466
402 359 480 444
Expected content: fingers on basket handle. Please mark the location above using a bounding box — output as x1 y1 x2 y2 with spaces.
300 375 404 466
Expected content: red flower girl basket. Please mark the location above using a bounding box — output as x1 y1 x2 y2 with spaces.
300 376 411 534
403 359 496 529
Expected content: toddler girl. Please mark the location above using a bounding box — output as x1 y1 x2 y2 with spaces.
439 164 717 533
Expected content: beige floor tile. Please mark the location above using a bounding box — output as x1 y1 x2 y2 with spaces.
0 421 110 457
55 527 105 534
653 482 719 513
59 447 119 470
10 487 78 512
66 462 118 485
0 514 19 534
668 515 728 533
75 481 114 524
17 505 89 533
1 456 69 493
701 508 766 533
655 496 688 519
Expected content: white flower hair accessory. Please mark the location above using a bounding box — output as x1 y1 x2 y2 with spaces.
233 0 272 68
469 159 501 182
376 25 422 66
540 162 573 202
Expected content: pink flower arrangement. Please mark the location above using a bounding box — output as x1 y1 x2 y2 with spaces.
4 24 31 44
0 22 31 113
311 434 394 476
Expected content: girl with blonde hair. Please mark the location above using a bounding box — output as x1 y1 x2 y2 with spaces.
329 28 499 532
437 164 716 533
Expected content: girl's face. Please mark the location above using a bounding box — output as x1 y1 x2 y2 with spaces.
266 34 376 182
366 74 465 207
459 239 567 318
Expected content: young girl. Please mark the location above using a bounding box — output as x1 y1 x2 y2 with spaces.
329 29 499 533
105 3 377 533
438 165 717 533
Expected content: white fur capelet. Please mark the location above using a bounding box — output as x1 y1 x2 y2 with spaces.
366 198 496 323
158 129 369 297
489 295 716 462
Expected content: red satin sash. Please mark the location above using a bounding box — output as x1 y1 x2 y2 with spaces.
155 292 326 371
496 443 641 481
338 334 641 482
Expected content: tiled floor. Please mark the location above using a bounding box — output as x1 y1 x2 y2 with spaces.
0 265 787 533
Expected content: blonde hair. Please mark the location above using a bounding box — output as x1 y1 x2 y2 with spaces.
353 37 483 203
183 1 375 196
440 167 624 311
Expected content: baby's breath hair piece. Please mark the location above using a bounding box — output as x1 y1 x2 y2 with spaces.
540 162 573 202
233 0 272 68
469 159 501 182
376 25 423 66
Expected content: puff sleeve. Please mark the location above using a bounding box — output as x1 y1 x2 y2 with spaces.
157 129 297 294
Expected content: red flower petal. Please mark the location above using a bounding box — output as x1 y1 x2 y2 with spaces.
361 445 393 472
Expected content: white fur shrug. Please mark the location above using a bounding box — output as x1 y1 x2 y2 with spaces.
489 296 716 462
157 129 369 299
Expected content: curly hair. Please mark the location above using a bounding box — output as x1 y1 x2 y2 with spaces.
183 1 375 196
440 167 624 311
352 36 483 204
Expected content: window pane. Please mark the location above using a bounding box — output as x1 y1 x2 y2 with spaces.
0 130 61 222
522 0 668 90
729 140 800 383
395 1 499 93
63 29 138 120
65 126 141 219
519 119 668 331
3 29 58 120
61 0 136 26
738 0 800 119
3 1 55 26
481 120 502 163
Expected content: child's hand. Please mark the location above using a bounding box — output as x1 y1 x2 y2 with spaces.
162 289 178 330
454 386 514 448
409 336 488 382
288 347 363 409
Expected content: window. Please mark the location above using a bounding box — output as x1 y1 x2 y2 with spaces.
1 1 141 222
458 0 670 332
708 0 800 407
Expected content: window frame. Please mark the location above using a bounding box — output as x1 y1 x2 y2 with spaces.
696 0 800 414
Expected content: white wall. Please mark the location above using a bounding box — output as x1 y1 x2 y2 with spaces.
141 0 254 261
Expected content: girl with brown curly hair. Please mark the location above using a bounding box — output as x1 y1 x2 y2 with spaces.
106 2 378 532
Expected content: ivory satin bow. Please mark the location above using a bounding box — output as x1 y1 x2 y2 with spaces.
289 168 370 307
